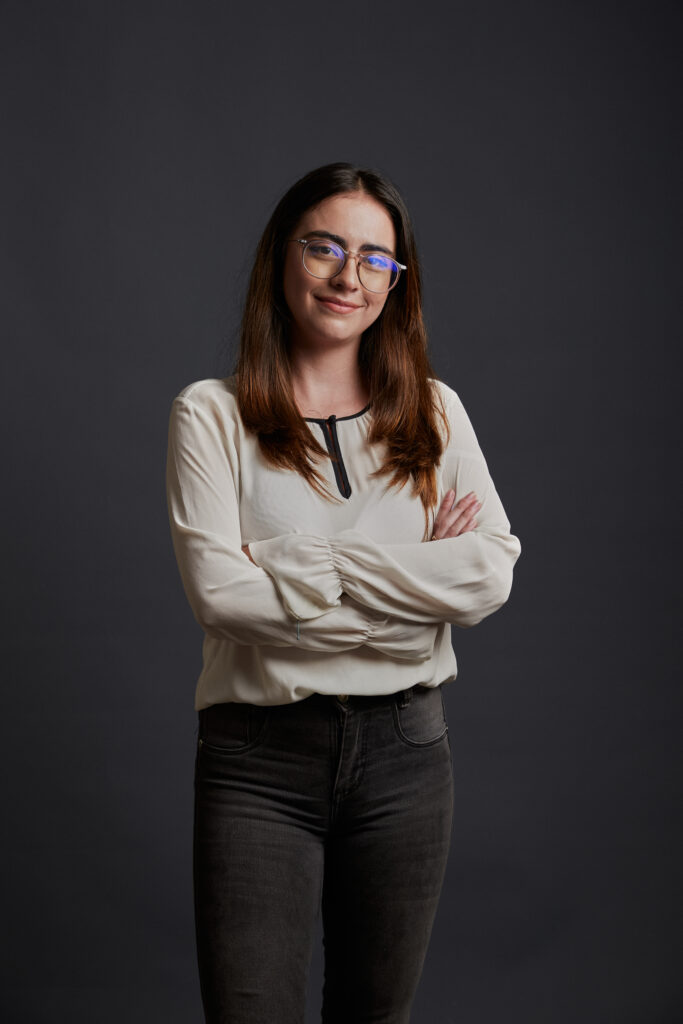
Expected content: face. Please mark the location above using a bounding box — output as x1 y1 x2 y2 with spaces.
282 191 397 354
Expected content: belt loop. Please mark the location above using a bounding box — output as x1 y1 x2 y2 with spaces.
397 686 414 709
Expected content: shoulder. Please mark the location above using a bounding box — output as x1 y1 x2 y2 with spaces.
428 378 482 454
168 377 248 452
429 377 458 407
174 375 237 407
171 376 240 422
428 377 469 426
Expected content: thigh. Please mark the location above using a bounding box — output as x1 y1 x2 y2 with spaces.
321 688 454 1024
193 702 326 1024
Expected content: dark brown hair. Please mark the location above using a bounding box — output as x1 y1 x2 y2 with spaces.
236 162 448 534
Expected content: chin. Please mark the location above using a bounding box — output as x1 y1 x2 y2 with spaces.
296 318 363 348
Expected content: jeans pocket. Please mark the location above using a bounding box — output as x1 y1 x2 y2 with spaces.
392 686 448 747
198 702 270 755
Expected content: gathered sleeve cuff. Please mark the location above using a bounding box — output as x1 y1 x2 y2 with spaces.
248 534 342 620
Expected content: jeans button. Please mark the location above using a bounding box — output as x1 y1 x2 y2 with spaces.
338 694 349 703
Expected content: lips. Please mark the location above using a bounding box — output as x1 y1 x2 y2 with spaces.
315 295 362 313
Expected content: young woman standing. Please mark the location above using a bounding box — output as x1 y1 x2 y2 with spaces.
166 163 521 1023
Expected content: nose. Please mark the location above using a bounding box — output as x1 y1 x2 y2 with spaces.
330 253 361 290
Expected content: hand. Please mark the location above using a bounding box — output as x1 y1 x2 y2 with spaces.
242 544 255 564
431 490 481 541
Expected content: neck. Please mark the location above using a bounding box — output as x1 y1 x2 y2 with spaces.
289 346 369 420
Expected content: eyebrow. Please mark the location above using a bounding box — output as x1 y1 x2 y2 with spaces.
305 230 395 256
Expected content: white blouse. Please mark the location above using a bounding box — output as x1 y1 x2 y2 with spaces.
166 376 521 709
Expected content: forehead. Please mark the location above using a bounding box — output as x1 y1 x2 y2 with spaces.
297 192 396 248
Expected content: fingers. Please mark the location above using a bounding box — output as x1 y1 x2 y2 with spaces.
241 544 255 564
432 490 482 540
451 492 480 536
433 492 479 539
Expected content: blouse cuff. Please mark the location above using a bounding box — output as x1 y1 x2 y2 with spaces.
248 534 342 620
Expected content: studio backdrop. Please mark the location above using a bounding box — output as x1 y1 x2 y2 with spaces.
2 2 681 1022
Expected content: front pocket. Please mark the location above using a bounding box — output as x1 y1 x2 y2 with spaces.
392 686 448 747
198 702 269 754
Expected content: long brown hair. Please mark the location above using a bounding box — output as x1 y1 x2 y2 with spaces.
236 162 448 534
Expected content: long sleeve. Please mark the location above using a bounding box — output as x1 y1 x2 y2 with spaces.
250 387 521 629
166 394 438 660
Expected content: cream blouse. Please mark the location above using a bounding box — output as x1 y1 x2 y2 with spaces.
166 377 521 709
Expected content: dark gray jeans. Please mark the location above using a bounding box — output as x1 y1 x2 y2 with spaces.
194 685 454 1024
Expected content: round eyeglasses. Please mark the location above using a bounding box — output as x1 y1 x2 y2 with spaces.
290 238 407 293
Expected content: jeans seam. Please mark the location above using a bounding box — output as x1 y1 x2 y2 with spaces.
391 692 449 748
331 710 369 804
198 712 271 756
337 712 368 801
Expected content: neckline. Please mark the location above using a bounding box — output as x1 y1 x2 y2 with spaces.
304 403 372 424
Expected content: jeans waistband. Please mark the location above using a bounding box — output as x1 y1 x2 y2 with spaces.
308 685 428 710
199 686 436 730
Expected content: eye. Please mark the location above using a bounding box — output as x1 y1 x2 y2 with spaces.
307 240 344 260
363 253 394 272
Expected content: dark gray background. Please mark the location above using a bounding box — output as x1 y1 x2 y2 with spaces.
2 1 681 1021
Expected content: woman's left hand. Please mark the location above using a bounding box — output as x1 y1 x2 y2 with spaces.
431 490 481 541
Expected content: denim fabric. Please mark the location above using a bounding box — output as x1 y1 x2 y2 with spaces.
194 685 454 1024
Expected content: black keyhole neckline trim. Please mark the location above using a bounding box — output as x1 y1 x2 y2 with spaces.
303 403 371 424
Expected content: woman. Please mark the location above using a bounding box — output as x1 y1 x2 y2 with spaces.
166 162 521 1024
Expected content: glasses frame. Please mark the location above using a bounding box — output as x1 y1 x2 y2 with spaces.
290 238 407 294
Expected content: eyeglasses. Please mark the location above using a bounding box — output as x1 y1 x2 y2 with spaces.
290 238 407 293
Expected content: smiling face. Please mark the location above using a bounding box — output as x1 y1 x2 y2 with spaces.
283 191 397 355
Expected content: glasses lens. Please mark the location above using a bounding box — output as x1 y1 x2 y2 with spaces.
358 253 400 293
303 239 345 278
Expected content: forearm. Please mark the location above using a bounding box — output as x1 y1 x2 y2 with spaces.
250 526 520 628
171 538 352 649
171 537 428 659
331 529 520 626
